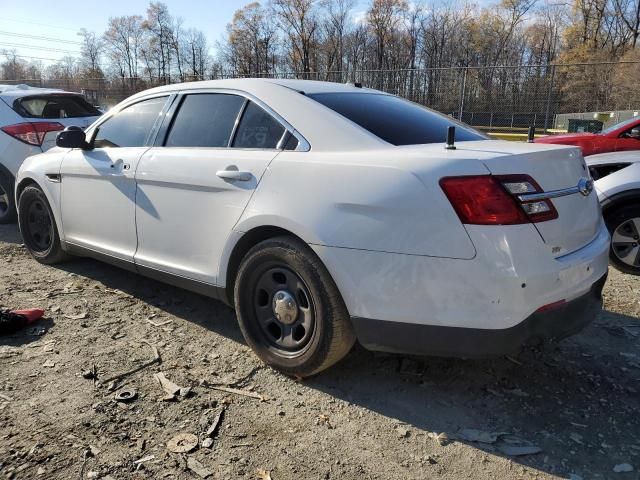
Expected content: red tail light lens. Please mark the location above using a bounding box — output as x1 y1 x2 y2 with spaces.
440 175 529 225
440 174 558 225
1 122 64 146
535 299 566 314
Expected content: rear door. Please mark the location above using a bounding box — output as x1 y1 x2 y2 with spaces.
477 143 601 257
60 95 169 262
134 92 286 285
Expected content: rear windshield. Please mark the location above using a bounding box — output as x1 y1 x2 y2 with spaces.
13 95 101 119
308 92 487 146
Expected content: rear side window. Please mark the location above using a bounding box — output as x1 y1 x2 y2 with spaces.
166 94 244 147
15 95 101 119
232 102 285 149
93 96 167 148
308 92 487 146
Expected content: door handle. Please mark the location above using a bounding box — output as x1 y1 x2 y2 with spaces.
109 159 130 173
216 169 252 182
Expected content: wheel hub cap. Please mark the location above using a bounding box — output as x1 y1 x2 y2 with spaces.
272 290 298 325
612 217 640 267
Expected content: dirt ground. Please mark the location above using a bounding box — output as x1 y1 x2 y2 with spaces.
0 224 639 480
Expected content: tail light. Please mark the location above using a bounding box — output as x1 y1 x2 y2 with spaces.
0 122 64 146
440 174 558 225
535 299 566 314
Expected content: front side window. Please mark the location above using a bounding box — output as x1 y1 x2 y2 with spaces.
232 102 286 149
308 92 487 146
93 96 167 148
166 94 245 147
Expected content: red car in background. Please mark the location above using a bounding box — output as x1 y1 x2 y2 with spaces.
535 117 640 156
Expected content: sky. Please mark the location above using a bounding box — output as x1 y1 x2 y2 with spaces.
0 0 370 67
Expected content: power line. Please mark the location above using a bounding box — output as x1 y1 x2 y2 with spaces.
0 17 81 32
1 53 65 63
0 42 80 55
0 30 82 46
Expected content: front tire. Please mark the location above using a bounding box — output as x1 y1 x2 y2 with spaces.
605 204 640 275
0 170 17 224
234 236 356 377
18 185 69 264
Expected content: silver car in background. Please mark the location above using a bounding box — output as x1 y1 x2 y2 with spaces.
0 84 102 223
588 151 640 275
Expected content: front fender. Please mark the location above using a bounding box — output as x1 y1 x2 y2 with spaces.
16 151 67 242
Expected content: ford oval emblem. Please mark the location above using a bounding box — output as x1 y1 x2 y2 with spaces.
578 177 593 197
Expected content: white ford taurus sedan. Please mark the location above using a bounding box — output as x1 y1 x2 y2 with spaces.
15 79 610 376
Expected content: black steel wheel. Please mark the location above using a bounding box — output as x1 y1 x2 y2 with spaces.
252 265 316 356
234 236 356 377
605 204 640 276
0 170 17 224
18 185 69 264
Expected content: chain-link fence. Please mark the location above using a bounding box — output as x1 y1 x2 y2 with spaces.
5 61 640 134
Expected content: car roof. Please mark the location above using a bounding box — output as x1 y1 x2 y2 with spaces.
128 78 379 100
586 151 640 166
117 78 390 151
0 84 81 100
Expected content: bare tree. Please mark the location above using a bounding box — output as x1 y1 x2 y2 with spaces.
104 15 144 87
142 2 174 83
272 0 318 75
79 29 104 78
185 29 209 79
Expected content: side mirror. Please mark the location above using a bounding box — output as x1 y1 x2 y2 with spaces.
56 126 88 149
629 128 640 139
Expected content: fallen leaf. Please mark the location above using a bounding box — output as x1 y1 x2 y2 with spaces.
187 457 213 478
166 433 198 453
256 469 272 480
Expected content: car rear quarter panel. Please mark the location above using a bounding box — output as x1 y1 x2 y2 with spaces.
233 150 489 259
0 102 43 177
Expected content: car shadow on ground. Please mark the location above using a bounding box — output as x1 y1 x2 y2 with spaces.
53 256 246 345
0 318 56 347
308 310 640 478
40 254 640 478
0 224 21 245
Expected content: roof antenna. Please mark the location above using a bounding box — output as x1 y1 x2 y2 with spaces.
527 126 536 143
445 126 456 150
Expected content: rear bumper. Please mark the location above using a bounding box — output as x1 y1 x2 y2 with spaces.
352 273 606 357
312 220 610 331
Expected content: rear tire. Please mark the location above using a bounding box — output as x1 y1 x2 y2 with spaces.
18 185 69 264
605 204 640 276
0 170 17 224
234 236 356 377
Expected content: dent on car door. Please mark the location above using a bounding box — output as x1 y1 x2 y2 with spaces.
60 96 169 261
134 93 287 285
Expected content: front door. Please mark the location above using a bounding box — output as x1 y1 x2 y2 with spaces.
59 96 169 262
134 93 287 285
615 124 640 152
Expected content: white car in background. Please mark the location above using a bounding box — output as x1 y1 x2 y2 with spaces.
15 79 609 377
587 151 640 275
0 85 102 223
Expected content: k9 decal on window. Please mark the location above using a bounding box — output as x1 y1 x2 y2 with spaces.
232 102 285 149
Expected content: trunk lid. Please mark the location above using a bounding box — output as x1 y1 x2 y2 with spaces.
456 141 601 257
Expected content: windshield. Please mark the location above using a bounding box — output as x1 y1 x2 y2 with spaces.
602 117 640 134
308 92 487 146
